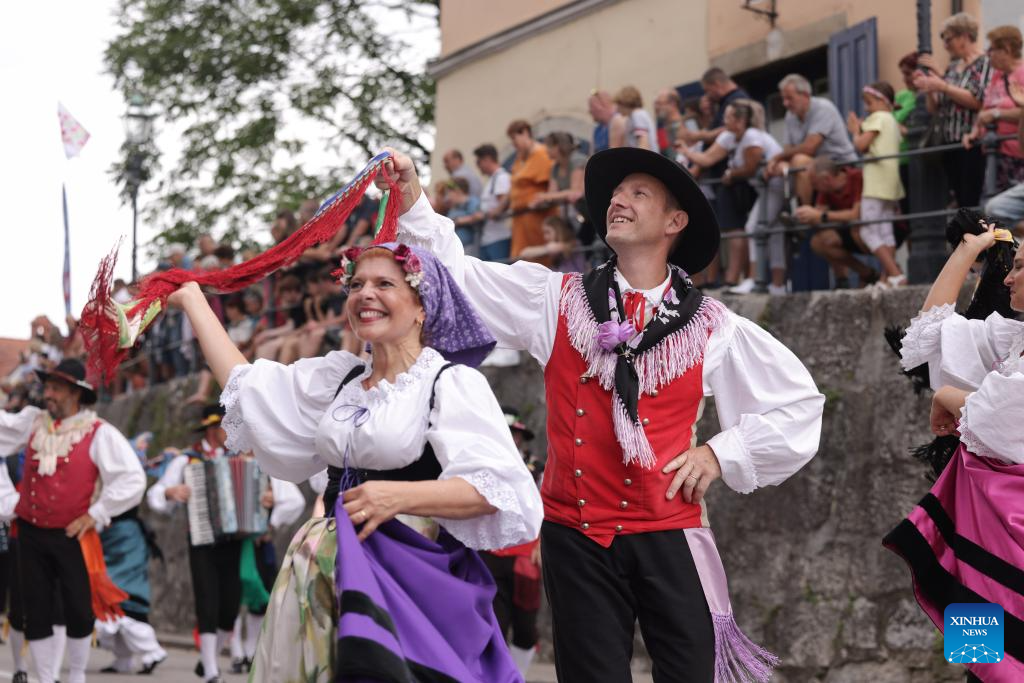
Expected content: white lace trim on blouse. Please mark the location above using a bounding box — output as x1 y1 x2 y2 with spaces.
221 363 254 454
957 402 1001 460
900 303 956 371
437 470 532 551
339 347 444 410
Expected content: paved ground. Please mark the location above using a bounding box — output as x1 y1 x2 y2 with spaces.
0 633 654 682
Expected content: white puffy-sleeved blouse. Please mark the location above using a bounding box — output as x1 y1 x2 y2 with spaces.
396 193 824 495
220 347 543 550
900 304 1024 463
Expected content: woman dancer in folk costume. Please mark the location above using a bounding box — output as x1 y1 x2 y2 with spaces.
885 223 1024 683
381 146 824 683
165 242 543 683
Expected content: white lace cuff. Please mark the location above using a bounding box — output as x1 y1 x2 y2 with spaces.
900 303 956 371
957 408 1000 461
436 470 532 551
707 426 758 494
220 364 255 453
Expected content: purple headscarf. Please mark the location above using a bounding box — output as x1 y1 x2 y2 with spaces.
339 242 497 367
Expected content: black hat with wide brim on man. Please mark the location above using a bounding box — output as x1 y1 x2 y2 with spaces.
35 359 98 405
584 147 721 275
193 404 227 433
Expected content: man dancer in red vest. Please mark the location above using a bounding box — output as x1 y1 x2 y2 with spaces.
383 146 824 682
0 359 146 683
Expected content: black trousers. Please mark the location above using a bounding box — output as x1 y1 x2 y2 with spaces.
541 521 714 683
188 539 242 633
480 552 539 649
17 522 93 639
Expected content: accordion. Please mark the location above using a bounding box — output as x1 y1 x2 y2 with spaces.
184 457 269 546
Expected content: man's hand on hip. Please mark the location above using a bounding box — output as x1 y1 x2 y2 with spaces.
662 444 722 505
65 513 97 539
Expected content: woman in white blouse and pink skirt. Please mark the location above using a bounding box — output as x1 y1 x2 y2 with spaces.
166 242 543 683
885 226 1024 682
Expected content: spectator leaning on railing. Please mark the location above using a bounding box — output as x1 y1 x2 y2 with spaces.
531 132 585 212
677 68 750 150
963 25 1024 193
847 81 906 287
679 100 787 294
443 148 483 201
517 214 586 274
985 80 1024 226
473 144 513 262
798 157 878 288
766 73 858 207
913 11 991 208
446 177 482 248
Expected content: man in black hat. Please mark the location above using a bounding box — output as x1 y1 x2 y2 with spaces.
146 403 244 683
0 359 146 683
382 146 823 681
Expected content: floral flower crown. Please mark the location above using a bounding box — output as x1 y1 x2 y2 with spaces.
332 244 425 290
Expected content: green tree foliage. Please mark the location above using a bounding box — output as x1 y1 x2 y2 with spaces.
105 0 437 250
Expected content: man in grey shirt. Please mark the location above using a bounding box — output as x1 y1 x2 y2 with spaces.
443 149 483 199
766 73 857 206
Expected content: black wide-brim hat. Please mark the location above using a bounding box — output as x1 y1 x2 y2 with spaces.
193 404 226 432
35 359 97 405
585 147 720 274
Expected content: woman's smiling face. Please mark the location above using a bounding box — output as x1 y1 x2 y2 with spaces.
346 252 424 345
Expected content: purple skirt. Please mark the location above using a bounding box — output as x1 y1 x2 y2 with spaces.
884 445 1024 682
333 499 521 683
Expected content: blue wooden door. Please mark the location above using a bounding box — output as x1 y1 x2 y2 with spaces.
828 18 878 119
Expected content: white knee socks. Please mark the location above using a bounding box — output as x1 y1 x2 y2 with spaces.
52 624 67 677
229 615 244 660
200 632 220 679
9 627 26 672
28 636 56 683
244 613 263 659
509 644 536 677
66 635 90 683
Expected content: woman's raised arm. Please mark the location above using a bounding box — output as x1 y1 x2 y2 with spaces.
168 282 248 386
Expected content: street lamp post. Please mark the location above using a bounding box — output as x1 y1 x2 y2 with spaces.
907 0 950 284
123 95 154 282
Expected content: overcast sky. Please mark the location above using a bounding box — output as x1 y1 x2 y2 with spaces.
0 1 438 340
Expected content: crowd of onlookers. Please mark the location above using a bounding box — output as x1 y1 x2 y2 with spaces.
5 12 1023 398
429 12 1023 294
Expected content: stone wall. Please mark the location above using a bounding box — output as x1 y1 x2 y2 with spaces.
99 285 968 681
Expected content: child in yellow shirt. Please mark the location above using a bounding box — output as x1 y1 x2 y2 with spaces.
848 81 906 287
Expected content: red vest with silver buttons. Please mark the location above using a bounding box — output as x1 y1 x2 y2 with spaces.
15 422 101 529
542 287 706 547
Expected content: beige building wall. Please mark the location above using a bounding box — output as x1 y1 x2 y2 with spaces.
439 0 576 56
430 0 707 183
707 0 982 88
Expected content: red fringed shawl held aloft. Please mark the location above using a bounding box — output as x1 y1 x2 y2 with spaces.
80 151 401 386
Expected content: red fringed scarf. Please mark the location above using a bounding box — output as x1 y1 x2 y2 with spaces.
80 151 400 386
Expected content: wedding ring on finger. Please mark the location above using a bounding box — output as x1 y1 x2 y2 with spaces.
357 510 368 522
687 474 699 483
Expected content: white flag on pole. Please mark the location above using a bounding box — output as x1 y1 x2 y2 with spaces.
57 102 90 159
